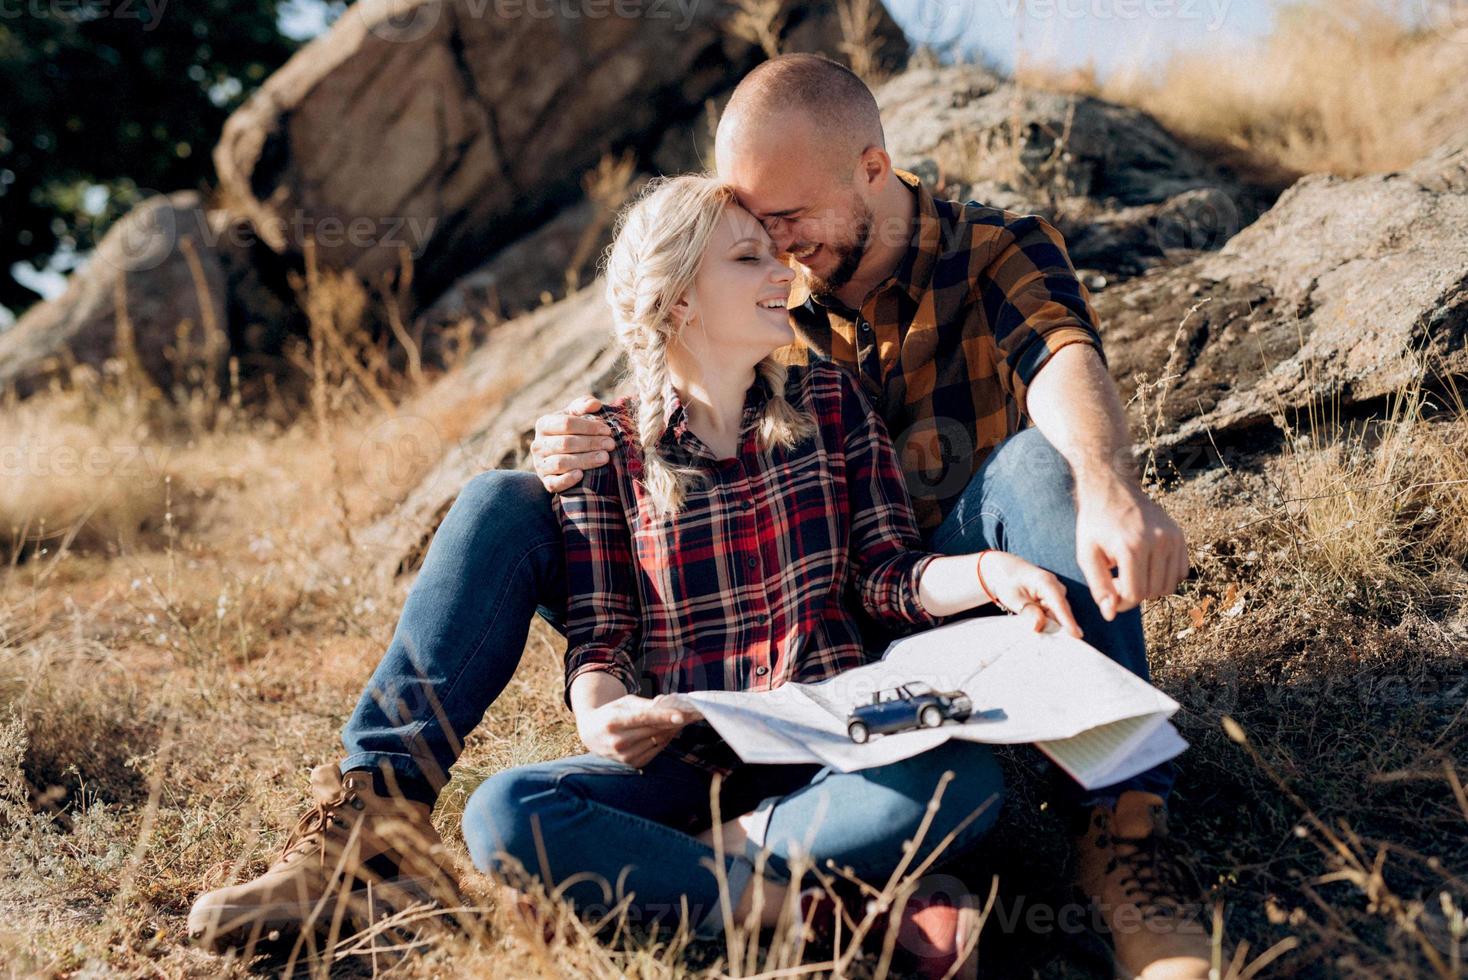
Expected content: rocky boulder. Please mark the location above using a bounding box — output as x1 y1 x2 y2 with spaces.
355 283 625 581
214 0 907 315
1099 138 1468 449
0 192 231 398
876 64 1265 282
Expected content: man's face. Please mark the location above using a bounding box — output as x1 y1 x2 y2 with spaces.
717 127 875 298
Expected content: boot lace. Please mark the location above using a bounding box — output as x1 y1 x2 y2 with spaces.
1098 810 1205 925
277 784 365 864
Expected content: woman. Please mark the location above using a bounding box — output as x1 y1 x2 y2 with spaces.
460 173 1081 974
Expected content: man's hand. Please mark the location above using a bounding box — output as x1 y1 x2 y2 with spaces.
575 694 699 768
1075 475 1189 620
531 395 617 493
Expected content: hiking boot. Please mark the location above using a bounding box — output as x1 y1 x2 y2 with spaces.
188 764 462 955
1075 791 1216 980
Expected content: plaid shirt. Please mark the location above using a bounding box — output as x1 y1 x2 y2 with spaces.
780 168 1106 531
554 361 943 773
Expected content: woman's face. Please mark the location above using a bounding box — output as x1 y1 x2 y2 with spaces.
672 202 795 373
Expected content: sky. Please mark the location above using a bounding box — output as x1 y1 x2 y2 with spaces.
885 0 1278 79
1 0 1282 326
279 0 1282 75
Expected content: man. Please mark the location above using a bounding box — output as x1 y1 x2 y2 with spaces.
190 54 1214 978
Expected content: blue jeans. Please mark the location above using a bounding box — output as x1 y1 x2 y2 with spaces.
339 425 1175 802
459 741 1004 938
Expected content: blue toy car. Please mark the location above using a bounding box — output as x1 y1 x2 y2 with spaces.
846 682 974 743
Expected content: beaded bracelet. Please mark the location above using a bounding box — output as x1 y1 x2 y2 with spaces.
976 549 1010 613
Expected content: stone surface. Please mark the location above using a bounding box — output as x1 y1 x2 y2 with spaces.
0 192 230 398
876 64 1264 280
213 0 907 315
354 283 626 582
1098 138 1468 448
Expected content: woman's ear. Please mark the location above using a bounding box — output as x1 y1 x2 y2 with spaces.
669 292 697 332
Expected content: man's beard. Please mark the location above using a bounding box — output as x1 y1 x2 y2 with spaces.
804 197 875 300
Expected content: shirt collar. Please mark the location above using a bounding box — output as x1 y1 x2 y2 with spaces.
787 167 940 314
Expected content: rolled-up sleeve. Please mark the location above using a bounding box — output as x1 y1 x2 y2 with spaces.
835 367 944 629
983 213 1106 419
551 454 642 708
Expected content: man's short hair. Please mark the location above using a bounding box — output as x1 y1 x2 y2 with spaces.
722 54 885 169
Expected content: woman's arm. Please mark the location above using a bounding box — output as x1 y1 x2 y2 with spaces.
834 368 1082 636
833 368 944 629
554 417 695 764
552 427 643 706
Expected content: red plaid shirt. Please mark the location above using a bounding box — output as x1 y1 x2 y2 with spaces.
554 361 944 773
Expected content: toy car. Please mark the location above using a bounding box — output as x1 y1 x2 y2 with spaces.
846 682 973 743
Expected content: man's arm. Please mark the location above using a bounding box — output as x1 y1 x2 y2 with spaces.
532 395 617 492
1024 343 1189 620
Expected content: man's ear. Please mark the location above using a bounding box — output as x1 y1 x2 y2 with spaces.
856 145 891 189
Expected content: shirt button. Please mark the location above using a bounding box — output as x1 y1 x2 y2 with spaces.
755 665 769 676
756 613 770 624
746 556 758 569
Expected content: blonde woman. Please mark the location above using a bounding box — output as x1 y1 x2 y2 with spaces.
460 174 1081 976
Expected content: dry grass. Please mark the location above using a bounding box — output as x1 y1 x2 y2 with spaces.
4 284 1464 977
1020 0 1468 183
2 6 1466 972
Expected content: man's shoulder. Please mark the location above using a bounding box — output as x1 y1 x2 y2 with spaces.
926 187 1059 248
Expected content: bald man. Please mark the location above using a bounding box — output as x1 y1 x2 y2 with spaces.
191 54 1212 978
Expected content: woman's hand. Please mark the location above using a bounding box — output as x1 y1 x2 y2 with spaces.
978 551 1084 638
575 693 699 768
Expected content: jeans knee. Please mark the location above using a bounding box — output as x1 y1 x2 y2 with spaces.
461 767 547 876
904 742 1006 842
998 428 1075 514
456 470 551 530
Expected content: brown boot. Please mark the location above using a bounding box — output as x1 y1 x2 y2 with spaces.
1075 791 1216 980
188 765 462 955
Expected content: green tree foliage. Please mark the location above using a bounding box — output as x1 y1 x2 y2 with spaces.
0 0 316 318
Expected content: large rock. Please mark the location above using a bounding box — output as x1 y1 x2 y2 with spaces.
355 283 625 581
1099 138 1468 448
214 0 907 316
0 192 230 398
876 64 1265 281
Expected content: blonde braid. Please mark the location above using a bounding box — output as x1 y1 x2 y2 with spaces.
755 355 816 452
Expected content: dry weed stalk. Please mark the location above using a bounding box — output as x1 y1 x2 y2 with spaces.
726 0 784 60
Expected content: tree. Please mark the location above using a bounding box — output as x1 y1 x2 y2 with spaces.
0 0 312 319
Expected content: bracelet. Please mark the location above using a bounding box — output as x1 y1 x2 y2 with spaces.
976 550 1010 613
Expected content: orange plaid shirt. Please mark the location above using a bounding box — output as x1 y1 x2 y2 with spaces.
780 168 1106 531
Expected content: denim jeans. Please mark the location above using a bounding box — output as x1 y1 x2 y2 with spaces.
339 425 1175 803
459 740 1004 938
